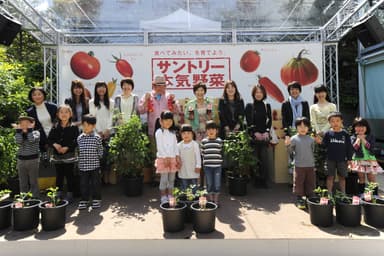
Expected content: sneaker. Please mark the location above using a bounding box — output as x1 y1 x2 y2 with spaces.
78 201 88 210
161 196 168 204
91 200 101 209
296 198 306 210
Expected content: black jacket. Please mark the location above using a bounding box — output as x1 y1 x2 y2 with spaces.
245 101 272 134
48 124 79 155
351 134 376 158
26 102 57 151
281 100 310 136
218 97 245 138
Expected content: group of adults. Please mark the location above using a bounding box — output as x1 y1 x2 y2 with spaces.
25 74 336 187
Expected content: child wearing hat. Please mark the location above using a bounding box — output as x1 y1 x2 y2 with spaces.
14 116 41 198
177 124 201 191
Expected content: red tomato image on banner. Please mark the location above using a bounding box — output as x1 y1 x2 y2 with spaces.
280 49 318 86
112 55 133 77
70 51 101 80
258 75 285 103
240 50 260 73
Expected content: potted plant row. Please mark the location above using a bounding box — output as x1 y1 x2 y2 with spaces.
307 187 334 227
109 115 150 197
361 182 384 228
160 185 218 233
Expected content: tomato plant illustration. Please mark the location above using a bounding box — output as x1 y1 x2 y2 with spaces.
280 49 318 86
240 50 261 73
258 75 285 103
70 51 101 80
112 55 133 77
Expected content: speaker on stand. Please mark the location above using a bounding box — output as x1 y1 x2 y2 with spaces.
351 15 384 48
0 12 22 46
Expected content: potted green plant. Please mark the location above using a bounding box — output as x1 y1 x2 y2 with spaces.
190 194 218 233
361 182 384 228
334 190 361 227
223 130 257 196
0 189 12 230
39 187 68 231
0 128 19 196
159 193 187 233
11 192 40 231
306 187 335 227
109 115 150 196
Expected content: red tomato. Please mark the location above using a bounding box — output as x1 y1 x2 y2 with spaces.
113 55 133 77
240 50 261 73
70 51 100 80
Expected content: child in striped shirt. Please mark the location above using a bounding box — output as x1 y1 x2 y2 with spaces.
201 121 223 206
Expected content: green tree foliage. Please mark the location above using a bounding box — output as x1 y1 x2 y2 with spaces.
0 47 30 127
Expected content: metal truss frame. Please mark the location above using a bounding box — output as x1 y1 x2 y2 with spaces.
2 0 384 105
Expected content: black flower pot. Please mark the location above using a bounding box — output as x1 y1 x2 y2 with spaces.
228 175 247 196
0 200 12 230
307 197 334 227
160 202 186 232
12 199 41 231
122 175 143 197
191 202 217 233
335 201 361 227
39 200 68 231
362 198 384 228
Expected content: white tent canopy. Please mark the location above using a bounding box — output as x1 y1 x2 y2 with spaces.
140 8 221 31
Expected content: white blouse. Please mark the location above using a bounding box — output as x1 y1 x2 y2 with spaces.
310 102 337 133
89 99 114 133
121 96 134 122
155 128 179 158
35 103 53 136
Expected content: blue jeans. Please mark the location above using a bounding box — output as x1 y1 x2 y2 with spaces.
204 166 222 194
180 178 198 192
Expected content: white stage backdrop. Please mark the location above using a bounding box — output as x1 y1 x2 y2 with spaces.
58 43 323 109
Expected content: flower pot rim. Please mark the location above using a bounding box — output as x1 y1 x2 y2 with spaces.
307 197 334 206
361 198 384 206
191 201 218 211
39 200 69 209
0 200 13 207
11 199 41 209
160 201 187 211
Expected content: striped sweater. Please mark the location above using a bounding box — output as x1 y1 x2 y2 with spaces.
201 137 223 167
15 128 40 157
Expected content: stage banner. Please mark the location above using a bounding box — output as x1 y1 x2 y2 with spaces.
58 43 323 109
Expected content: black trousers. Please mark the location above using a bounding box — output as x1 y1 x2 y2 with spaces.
80 169 101 201
55 163 75 193
253 142 269 183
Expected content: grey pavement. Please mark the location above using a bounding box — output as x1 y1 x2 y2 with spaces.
1 182 384 255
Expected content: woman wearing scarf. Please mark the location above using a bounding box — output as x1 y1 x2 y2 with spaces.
281 81 310 139
281 81 310 178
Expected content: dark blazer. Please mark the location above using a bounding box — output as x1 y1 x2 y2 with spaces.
26 102 57 151
351 134 376 158
281 100 310 136
64 97 89 123
48 123 79 155
244 101 272 134
218 97 245 138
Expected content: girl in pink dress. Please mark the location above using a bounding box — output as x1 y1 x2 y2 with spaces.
155 111 181 203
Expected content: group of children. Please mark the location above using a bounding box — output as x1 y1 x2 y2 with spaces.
286 112 383 209
155 111 223 205
15 103 383 211
15 106 105 210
